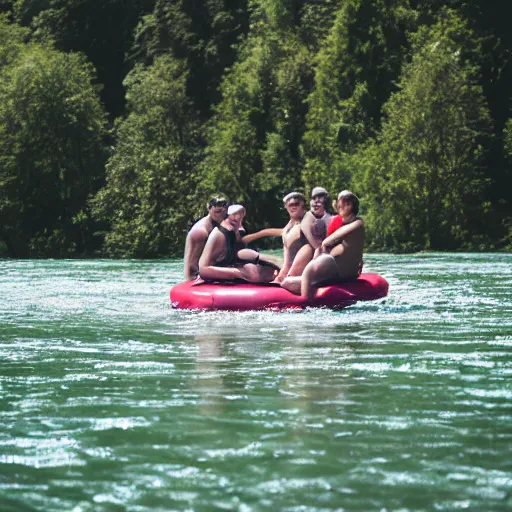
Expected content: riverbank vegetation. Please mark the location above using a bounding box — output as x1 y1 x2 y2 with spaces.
0 0 510 257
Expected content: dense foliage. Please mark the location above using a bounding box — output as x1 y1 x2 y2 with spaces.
0 15 108 257
91 55 201 258
353 10 493 251
0 0 511 257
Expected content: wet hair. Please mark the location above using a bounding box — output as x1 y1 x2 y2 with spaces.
208 195 228 209
282 191 306 205
337 190 359 215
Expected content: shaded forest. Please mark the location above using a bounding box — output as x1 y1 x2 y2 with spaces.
0 0 511 258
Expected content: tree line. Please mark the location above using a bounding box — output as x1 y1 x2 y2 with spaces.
0 0 510 258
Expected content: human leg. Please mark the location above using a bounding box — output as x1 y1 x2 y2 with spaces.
238 263 276 283
287 244 313 276
237 248 260 262
280 276 302 295
300 254 340 300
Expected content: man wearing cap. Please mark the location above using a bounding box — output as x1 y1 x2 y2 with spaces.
199 204 279 283
183 196 228 281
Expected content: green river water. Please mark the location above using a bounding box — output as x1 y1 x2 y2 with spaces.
0 253 511 511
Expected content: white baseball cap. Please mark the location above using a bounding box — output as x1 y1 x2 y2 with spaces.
311 186 328 197
227 204 245 215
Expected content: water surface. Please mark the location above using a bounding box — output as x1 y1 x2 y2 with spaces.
1 254 511 511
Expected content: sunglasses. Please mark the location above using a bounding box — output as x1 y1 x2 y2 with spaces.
209 199 228 208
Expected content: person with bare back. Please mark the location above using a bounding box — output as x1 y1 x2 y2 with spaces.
183 196 228 281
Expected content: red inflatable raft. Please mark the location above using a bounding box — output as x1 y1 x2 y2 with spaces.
170 273 388 311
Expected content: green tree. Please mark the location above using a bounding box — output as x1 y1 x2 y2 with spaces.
131 0 249 119
301 0 412 195
200 0 313 228
354 10 493 251
298 0 340 53
501 118 512 249
0 25 108 256
0 12 29 64
13 0 156 118
91 55 202 257
504 119 512 159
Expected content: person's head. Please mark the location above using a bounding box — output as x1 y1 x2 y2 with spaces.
310 186 330 216
225 204 246 230
208 195 228 223
336 190 359 216
283 192 306 219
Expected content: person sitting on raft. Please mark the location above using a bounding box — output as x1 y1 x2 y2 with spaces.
199 204 280 283
328 189 364 275
273 192 308 282
283 186 333 278
183 195 228 281
226 193 306 279
281 190 364 300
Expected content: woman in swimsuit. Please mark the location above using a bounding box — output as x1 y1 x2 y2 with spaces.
284 186 333 278
274 192 308 282
281 191 364 300
199 205 279 283
234 192 308 281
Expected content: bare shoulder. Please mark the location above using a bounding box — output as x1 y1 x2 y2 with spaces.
187 223 209 242
203 227 223 246
301 211 315 225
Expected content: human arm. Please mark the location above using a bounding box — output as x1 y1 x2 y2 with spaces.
313 245 326 259
286 244 314 277
321 219 364 250
241 228 283 245
183 228 208 281
275 242 292 282
299 212 322 249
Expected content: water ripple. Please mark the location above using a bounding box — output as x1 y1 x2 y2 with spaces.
1 254 511 511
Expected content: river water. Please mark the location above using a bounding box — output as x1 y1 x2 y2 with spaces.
0 254 511 511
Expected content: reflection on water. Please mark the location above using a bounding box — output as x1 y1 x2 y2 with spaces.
0 254 511 511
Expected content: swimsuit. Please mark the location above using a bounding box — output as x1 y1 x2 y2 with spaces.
216 225 238 266
215 225 279 271
327 215 343 237
283 221 308 255
303 211 332 242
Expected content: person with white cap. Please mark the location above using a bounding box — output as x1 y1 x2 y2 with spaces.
183 195 228 281
199 204 279 283
281 190 364 300
283 186 333 278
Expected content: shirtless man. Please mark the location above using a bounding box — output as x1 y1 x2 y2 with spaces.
183 196 228 281
285 186 333 277
281 191 364 300
199 204 279 283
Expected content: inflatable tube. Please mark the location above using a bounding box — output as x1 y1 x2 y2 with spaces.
170 273 388 311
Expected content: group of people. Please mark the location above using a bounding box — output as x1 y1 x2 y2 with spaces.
183 187 365 300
